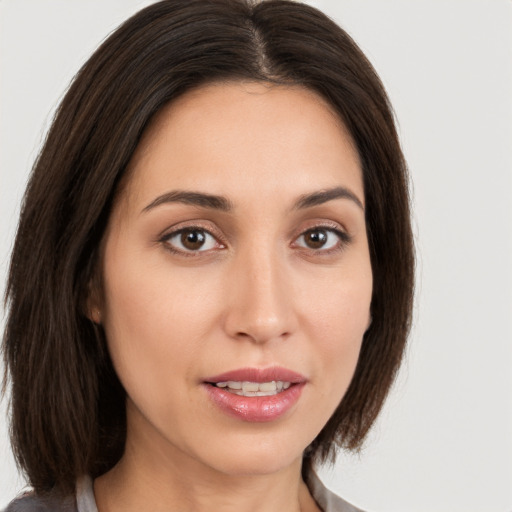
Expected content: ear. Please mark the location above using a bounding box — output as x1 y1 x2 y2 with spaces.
88 305 102 324
85 292 102 324
84 272 103 325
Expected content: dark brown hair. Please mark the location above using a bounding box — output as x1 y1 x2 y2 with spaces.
3 0 414 495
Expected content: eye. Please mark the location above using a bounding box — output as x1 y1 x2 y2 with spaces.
163 228 220 253
294 227 348 251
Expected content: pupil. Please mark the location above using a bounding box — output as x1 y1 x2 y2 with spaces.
182 230 205 250
306 230 327 248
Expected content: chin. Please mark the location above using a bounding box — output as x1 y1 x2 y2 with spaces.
193 431 310 477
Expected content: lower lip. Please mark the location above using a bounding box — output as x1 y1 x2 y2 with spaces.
204 383 305 422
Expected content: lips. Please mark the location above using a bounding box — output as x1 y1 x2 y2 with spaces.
203 367 307 422
204 367 306 384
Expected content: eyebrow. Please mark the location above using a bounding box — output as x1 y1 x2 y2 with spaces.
294 186 364 211
142 190 233 213
142 186 364 214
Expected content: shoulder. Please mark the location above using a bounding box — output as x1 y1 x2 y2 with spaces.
307 472 367 512
2 493 77 512
2 476 93 512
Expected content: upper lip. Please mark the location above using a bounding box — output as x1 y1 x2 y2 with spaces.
204 366 307 384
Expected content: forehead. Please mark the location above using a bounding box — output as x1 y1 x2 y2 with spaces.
143 81 347 138
121 81 362 209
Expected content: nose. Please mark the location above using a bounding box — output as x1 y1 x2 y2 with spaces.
223 247 297 345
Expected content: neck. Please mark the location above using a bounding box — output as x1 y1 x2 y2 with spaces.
94 426 320 512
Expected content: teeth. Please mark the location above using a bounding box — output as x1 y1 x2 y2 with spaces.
242 382 260 392
214 380 292 396
259 381 277 392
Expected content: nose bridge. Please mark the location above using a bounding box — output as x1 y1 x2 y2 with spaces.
224 238 295 343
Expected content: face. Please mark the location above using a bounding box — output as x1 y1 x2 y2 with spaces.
96 82 372 478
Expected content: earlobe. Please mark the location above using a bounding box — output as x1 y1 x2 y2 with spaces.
85 294 102 324
84 280 103 325
89 307 102 324
84 263 104 324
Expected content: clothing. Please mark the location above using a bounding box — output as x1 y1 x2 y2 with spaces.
3 472 365 512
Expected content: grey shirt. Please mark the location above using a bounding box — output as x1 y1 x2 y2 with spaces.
4 472 364 512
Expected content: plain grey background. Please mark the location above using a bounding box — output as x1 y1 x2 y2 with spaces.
1 1 511 511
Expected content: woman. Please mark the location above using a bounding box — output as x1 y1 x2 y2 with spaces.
2 1 414 511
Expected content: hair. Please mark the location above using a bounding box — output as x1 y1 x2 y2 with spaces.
2 0 414 496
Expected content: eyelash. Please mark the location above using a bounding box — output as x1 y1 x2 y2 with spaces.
160 224 225 256
293 225 352 254
159 223 351 257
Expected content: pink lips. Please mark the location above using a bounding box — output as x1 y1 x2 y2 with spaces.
203 367 307 422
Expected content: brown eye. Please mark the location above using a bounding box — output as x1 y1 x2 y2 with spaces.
164 228 219 253
303 229 328 249
181 229 206 250
295 227 347 251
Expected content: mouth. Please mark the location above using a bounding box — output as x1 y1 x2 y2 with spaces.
203 367 307 422
211 380 292 397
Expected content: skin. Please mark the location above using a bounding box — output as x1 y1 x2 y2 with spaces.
92 82 372 512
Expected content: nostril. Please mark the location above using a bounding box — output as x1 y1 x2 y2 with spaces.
223 288 297 344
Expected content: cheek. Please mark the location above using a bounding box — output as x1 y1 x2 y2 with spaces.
303 261 372 340
302 266 372 388
100 249 221 394
286 269 371 445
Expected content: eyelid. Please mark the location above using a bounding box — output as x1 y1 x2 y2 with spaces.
293 219 350 238
158 221 226 256
156 219 352 257
158 219 224 239
291 221 352 252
